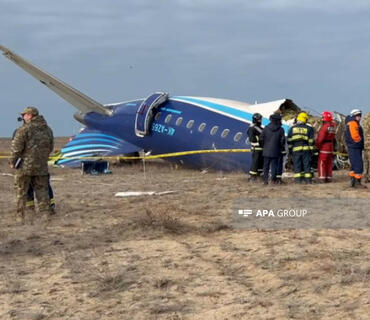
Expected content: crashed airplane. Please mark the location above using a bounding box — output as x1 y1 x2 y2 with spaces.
0 45 348 171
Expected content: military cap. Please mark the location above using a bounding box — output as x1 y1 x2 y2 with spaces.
21 106 39 116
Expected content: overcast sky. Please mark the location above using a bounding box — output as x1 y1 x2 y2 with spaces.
1 0 370 137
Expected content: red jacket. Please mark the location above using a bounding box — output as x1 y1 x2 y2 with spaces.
316 121 336 152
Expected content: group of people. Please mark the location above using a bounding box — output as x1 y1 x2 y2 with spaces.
248 109 370 187
8 105 370 225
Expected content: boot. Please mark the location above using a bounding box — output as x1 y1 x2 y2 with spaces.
350 177 356 188
356 179 368 189
294 178 302 184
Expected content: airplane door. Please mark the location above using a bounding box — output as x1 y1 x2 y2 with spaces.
135 92 168 137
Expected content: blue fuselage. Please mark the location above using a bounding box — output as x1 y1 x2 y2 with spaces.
83 97 289 172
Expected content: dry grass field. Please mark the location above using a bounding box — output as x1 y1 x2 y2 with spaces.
0 138 369 320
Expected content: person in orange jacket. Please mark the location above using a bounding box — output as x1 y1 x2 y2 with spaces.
316 111 336 182
345 109 367 188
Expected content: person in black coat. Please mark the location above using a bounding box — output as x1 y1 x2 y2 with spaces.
260 113 286 185
247 113 264 182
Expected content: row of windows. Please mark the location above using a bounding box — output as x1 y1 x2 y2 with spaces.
155 112 248 143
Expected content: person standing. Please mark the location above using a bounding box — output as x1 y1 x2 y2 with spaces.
9 106 54 224
345 109 367 188
315 111 336 183
274 111 287 184
288 112 315 184
363 112 370 183
260 113 286 185
12 122 56 214
247 113 264 182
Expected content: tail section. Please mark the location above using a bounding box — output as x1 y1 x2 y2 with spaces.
56 128 142 167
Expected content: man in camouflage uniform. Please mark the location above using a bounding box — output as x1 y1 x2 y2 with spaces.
363 112 370 183
9 106 54 224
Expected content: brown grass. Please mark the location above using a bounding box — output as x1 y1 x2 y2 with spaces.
0 137 369 319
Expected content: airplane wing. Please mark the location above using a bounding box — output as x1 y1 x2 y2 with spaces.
0 44 112 116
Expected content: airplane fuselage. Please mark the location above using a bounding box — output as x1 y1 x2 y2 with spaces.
82 96 291 172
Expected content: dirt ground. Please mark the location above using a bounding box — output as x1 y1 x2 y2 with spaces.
0 137 369 320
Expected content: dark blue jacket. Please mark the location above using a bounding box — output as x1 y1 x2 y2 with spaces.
345 115 364 150
260 117 286 158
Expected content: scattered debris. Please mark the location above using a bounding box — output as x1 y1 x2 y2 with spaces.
115 191 177 197
50 177 64 181
81 160 111 175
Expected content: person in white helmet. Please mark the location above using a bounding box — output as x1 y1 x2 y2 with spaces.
345 109 367 188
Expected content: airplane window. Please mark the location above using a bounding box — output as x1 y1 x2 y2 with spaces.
210 126 219 135
176 117 183 126
198 123 206 132
234 132 243 142
154 112 161 121
221 129 230 138
165 114 172 124
186 120 194 129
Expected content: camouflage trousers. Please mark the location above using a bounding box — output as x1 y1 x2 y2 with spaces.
14 173 50 222
364 149 370 182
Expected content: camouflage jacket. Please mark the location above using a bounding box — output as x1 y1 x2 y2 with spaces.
10 115 54 175
363 113 370 150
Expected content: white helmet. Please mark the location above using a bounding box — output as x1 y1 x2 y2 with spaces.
350 109 362 117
